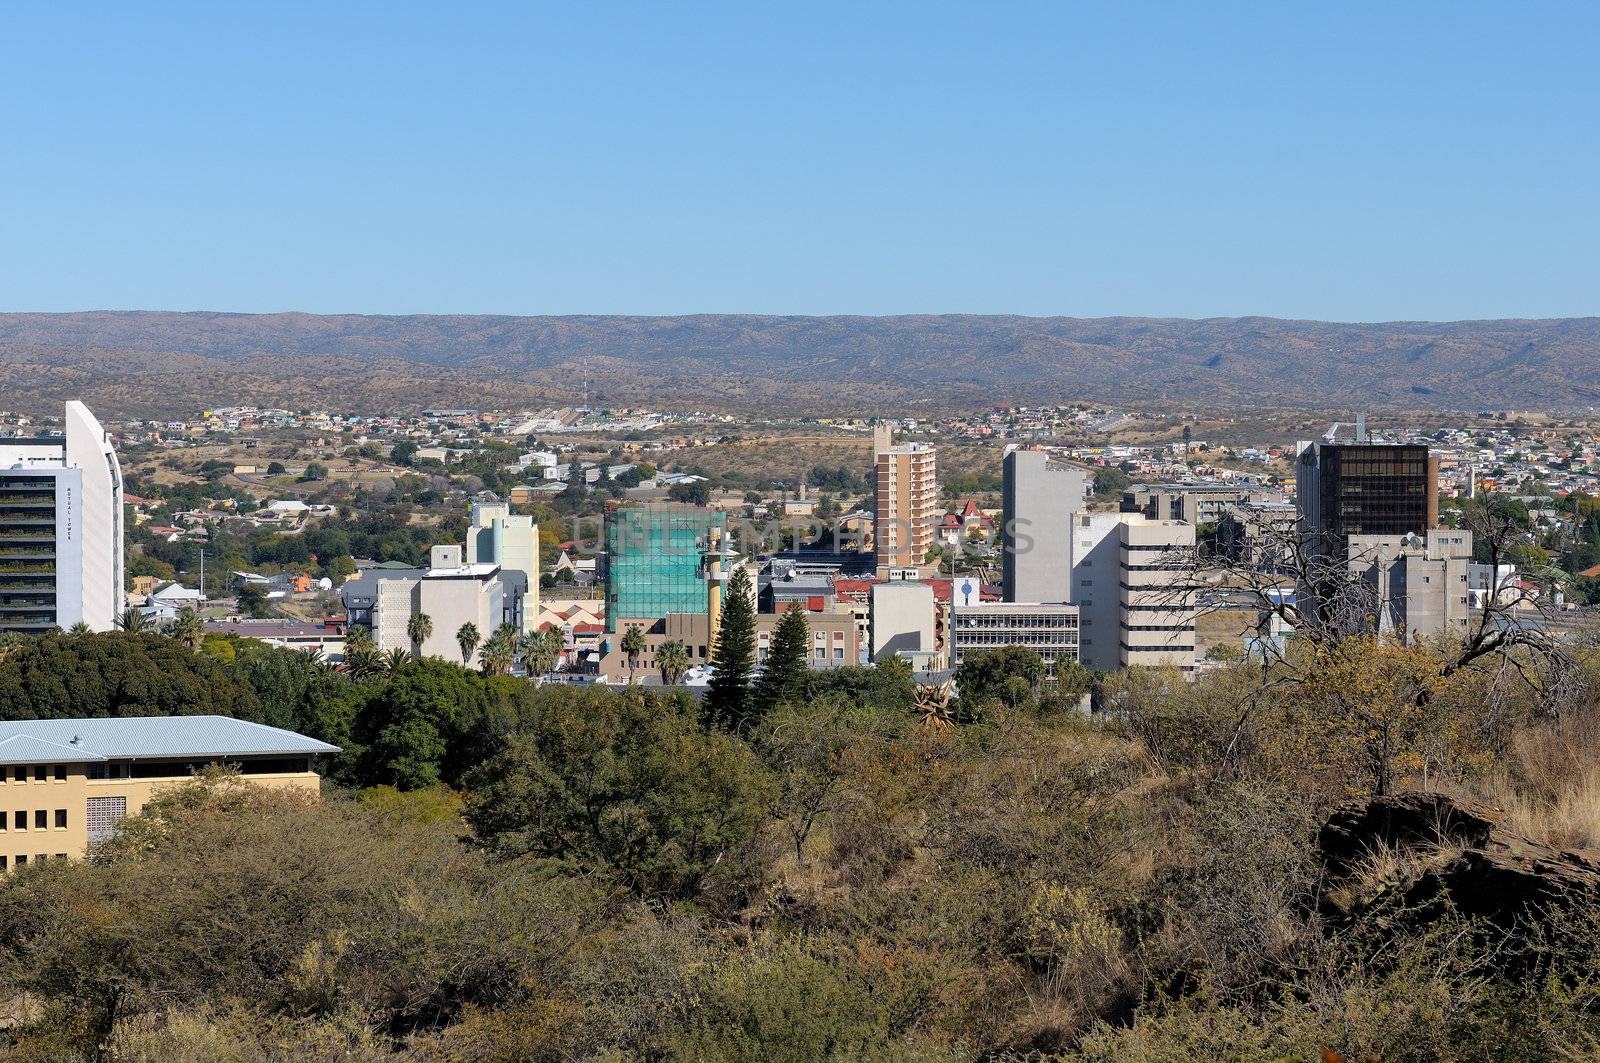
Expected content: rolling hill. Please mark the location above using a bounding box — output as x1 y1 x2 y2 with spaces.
0 311 1596 417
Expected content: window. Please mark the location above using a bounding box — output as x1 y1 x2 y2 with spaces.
33 810 46 830
54 809 66 829
12 811 23 831
56 853 67 861
13 855 23 866
53 765 65 781
33 766 46 782
0 856 6 870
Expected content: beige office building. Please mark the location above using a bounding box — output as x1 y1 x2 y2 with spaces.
466 497 540 632
951 602 1080 678
0 716 336 868
873 425 938 575
1118 517 1198 672
369 545 523 666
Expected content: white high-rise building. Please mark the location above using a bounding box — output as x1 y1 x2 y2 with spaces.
0 402 123 633
1068 512 1196 672
465 497 540 632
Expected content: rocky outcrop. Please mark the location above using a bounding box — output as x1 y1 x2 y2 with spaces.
1318 791 1600 925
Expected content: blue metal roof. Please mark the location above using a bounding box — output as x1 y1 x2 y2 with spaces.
0 716 339 764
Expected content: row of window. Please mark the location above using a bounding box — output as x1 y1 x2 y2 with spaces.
0 809 68 830
1 765 68 783
0 853 69 870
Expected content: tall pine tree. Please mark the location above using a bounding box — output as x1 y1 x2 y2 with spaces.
706 566 756 730
752 602 810 719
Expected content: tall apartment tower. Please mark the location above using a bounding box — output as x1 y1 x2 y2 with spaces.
1295 439 1438 545
1001 448 1086 603
465 497 539 632
0 402 123 633
873 425 938 575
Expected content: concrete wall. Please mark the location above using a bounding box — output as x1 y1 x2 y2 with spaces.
1002 450 1085 604
870 581 936 661
1068 512 1125 671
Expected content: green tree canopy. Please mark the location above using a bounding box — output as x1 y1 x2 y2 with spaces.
465 687 771 898
751 604 810 719
706 567 757 730
0 631 260 720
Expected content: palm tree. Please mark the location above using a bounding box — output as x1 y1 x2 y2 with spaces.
406 612 433 661
479 623 518 676
456 622 481 667
67 622 91 636
114 608 151 633
520 629 557 678
344 647 383 680
345 623 375 653
621 624 646 684
384 647 411 675
542 625 565 673
301 646 334 674
658 639 690 686
170 608 204 652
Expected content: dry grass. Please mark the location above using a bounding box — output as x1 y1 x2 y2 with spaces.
1487 709 1600 851
1503 769 1600 851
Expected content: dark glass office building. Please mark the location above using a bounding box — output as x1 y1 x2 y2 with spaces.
1296 442 1438 539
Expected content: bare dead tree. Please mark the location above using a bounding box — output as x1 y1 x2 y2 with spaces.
1137 496 1582 781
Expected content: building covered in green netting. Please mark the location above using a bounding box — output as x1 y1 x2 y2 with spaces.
604 505 724 632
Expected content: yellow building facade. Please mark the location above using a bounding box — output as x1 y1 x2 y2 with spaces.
0 716 338 870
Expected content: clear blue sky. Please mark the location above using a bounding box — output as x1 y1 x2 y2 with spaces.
3 2 1596 321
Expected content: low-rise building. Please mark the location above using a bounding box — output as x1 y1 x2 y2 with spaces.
1346 529 1474 638
0 716 337 868
950 602 1080 678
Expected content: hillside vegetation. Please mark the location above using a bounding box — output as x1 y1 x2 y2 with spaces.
3 626 1600 1059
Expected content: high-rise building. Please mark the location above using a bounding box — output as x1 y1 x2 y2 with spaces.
1067 512 1127 672
873 425 938 575
1001 448 1086 603
604 505 726 633
465 496 539 632
0 402 123 633
1067 512 1196 672
1296 440 1438 543
1118 517 1197 671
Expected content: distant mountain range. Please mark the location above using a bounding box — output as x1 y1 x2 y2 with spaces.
1 310 1596 418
